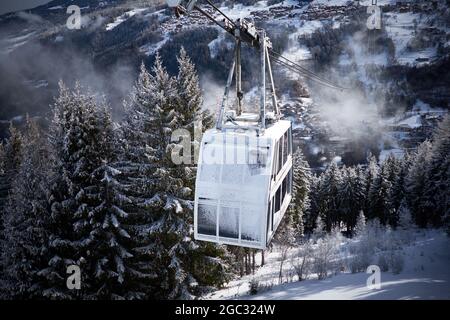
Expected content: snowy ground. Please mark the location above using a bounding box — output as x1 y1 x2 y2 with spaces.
384 11 439 66
140 35 170 56
208 230 450 300
106 8 146 31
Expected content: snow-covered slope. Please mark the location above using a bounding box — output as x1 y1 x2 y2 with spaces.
105 8 146 31
209 230 450 300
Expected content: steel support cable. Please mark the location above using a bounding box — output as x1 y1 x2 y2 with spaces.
269 50 348 89
270 55 345 90
191 2 348 90
270 50 337 87
270 55 336 88
272 57 349 90
270 51 341 88
271 55 346 90
204 0 236 27
193 5 231 32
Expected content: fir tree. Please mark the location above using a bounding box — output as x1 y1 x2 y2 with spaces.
144 55 227 299
123 56 189 299
382 154 401 226
312 215 326 241
79 104 140 300
354 210 366 238
123 56 229 299
41 82 84 299
397 200 413 231
1 119 52 299
405 140 432 227
320 162 342 231
0 125 23 218
175 47 213 133
388 152 412 227
304 175 322 233
339 166 365 234
43 83 136 299
0 125 24 295
288 148 311 236
364 155 379 216
423 115 450 227
174 47 214 189
174 50 231 292
367 157 393 224
120 63 172 298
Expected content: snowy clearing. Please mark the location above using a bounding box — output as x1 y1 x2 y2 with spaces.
106 8 146 31
140 35 170 56
208 230 450 300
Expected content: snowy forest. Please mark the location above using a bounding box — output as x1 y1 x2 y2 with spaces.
0 46 448 299
0 0 449 301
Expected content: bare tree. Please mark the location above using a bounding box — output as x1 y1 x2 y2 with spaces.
291 239 313 281
275 222 296 284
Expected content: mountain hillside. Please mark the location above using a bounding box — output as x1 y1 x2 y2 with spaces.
0 0 449 168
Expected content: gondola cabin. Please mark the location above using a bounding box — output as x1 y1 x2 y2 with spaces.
194 119 293 249
167 0 345 249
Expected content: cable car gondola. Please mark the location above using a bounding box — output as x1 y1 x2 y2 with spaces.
195 117 292 249
166 0 345 249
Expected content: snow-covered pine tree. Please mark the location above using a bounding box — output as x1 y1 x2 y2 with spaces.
39 82 79 299
125 56 229 299
0 125 24 297
288 148 311 237
405 140 432 227
339 166 365 234
338 166 351 231
174 47 214 191
364 154 379 216
121 56 193 299
388 152 412 227
304 174 322 233
174 49 231 293
367 156 393 224
312 215 326 241
78 103 141 300
119 62 174 298
354 210 366 238
382 154 402 226
397 200 413 231
141 54 204 299
42 83 136 299
175 47 213 134
1 119 53 299
0 125 23 219
423 115 450 227
320 162 342 231
355 164 367 214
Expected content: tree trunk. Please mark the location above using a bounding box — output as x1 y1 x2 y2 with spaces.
279 260 284 284
244 253 248 275
261 250 265 266
238 250 244 277
252 250 256 274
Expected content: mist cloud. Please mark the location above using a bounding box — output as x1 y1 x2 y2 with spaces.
0 38 136 121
